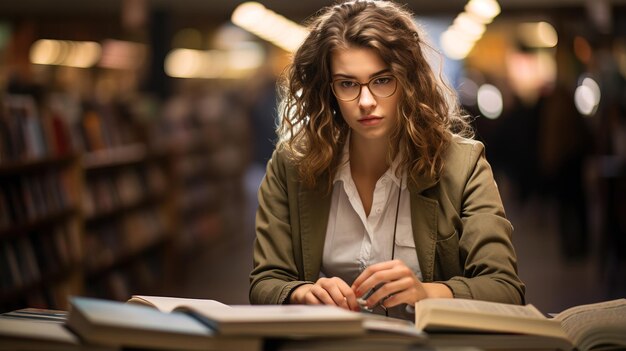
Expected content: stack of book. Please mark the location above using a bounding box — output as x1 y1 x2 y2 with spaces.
0 295 624 351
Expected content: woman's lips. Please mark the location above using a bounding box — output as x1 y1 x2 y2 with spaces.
358 115 383 126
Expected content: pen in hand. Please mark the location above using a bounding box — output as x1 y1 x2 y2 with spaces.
356 282 388 312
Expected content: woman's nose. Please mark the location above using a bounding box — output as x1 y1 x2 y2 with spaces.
358 85 376 110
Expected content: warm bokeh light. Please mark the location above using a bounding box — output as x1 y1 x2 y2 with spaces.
517 22 558 48
465 0 501 24
440 29 476 60
226 42 264 71
441 0 500 60
506 50 556 104
537 22 558 47
30 39 101 68
231 2 266 28
165 48 206 78
231 2 308 53
213 24 253 49
30 39 61 65
65 41 101 68
164 44 264 79
477 84 503 119
453 12 486 40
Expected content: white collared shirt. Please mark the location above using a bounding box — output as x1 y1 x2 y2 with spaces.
321 138 422 287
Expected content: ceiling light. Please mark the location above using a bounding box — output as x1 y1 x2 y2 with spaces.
465 0 501 24
231 2 308 52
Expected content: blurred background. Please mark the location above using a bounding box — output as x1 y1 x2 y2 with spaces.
0 0 624 315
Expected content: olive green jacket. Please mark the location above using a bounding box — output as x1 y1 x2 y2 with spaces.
250 136 525 305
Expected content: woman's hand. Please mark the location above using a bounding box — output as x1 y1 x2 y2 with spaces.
351 259 453 310
289 277 361 311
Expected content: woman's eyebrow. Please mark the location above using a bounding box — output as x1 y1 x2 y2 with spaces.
332 68 392 79
369 68 391 78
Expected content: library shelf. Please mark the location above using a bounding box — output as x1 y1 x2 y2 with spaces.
0 153 83 312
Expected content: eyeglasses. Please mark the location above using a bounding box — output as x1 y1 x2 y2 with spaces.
331 75 398 102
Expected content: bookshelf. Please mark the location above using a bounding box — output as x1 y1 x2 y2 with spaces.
0 87 251 311
0 156 84 312
169 130 223 256
162 91 250 265
81 144 174 302
0 93 84 312
0 92 177 311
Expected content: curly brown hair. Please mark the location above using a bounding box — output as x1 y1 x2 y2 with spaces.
276 0 472 190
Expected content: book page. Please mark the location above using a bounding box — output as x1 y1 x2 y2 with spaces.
127 295 230 313
362 314 425 339
199 305 362 322
554 299 626 348
417 298 545 319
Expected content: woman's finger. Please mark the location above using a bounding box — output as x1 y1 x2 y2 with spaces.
352 260 397 290
309 285 336 305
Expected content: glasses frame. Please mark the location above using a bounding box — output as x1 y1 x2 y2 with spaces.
330 75 398 102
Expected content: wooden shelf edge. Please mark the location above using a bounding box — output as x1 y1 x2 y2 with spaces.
0 154 78 175
84 192 167 224
0 208 79 238
82 144 149 170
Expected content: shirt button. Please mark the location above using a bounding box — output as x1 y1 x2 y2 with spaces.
376 208 382 214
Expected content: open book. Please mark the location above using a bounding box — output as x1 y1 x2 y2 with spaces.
127 294 364 337
127 295 229 312
414 298 626 351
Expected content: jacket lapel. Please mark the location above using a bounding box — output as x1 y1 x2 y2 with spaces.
298 174 438 282
408 174 438 282
298 184 332 281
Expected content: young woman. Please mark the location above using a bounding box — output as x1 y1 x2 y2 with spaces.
250 0 525 320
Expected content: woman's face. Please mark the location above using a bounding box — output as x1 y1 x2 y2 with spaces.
330 46 400 145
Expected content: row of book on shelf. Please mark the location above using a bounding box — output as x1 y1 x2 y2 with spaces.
0 94 71 163
82 163 167 218
0 295 625 351
1 234 166 312
0 222 81 293
0 93 145 164
0 169 74 230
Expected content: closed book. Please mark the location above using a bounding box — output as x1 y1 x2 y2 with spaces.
0 316 114 351
67 296 260 351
